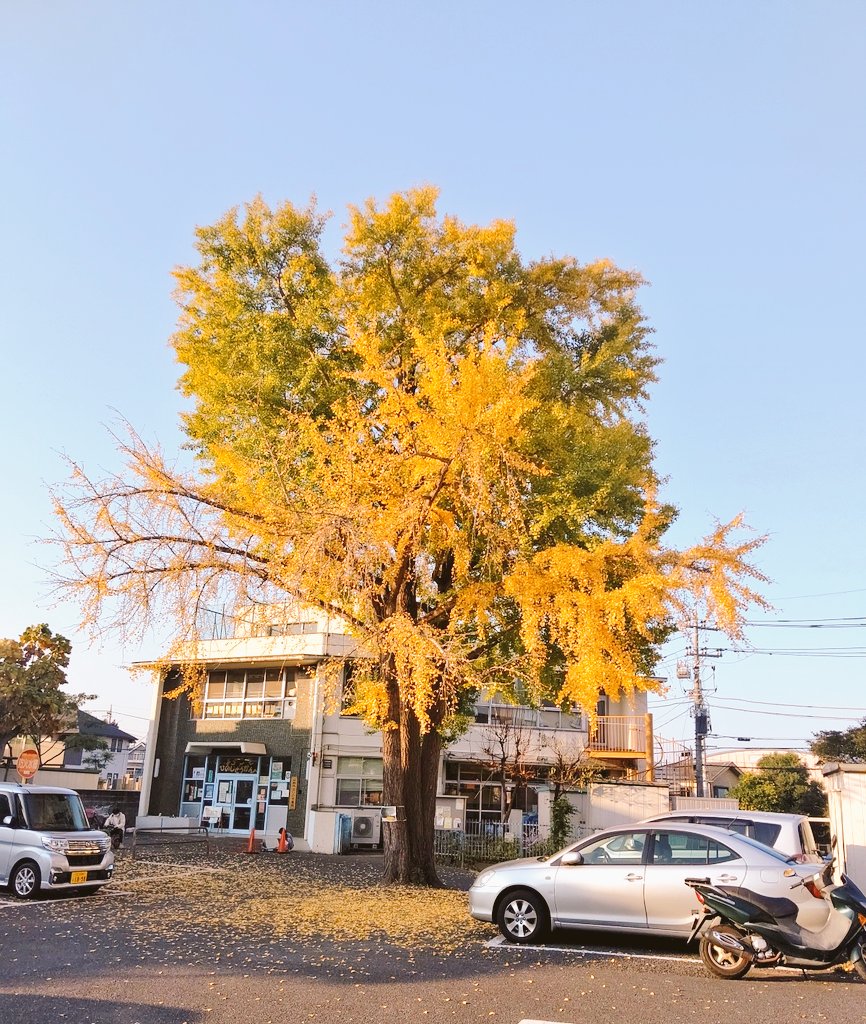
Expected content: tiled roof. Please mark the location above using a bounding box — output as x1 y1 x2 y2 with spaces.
73 710 137 742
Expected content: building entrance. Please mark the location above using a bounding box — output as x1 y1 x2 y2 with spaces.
214 774 257 832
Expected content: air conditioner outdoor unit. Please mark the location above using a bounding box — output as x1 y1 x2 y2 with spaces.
350 809 382 848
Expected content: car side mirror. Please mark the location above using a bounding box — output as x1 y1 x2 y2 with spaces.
560 851 584 866
2 814 18 829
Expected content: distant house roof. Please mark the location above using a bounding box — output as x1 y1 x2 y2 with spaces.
71 710 137 743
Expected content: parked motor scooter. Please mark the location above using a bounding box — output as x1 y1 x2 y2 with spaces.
103 825 123 851
686 860 866 980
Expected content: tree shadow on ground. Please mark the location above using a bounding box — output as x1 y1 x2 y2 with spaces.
0 994 201 1023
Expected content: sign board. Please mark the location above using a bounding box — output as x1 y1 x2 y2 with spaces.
16 748 39 781
434 795 467 830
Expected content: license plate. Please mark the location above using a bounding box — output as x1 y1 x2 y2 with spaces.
70 871 88 885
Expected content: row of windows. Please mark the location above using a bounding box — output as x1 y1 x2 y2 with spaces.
473 703 584 730
441 759 539 823
199 668 300 720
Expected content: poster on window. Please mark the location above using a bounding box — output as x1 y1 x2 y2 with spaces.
269 781 288 806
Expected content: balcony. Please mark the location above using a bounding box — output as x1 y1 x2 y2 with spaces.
586 716 649 758
473 703 584 731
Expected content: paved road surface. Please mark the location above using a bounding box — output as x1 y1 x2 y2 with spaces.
1 862 863 1024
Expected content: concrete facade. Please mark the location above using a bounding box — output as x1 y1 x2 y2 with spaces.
139 604 654 852
823 762 866 889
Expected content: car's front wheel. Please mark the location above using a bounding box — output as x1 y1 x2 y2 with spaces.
496 888 550 944
10 860 41 899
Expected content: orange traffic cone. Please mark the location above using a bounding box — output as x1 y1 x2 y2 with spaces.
276 828 288 854
244 827 258 854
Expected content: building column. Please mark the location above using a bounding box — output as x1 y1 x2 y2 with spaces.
138 669 165 815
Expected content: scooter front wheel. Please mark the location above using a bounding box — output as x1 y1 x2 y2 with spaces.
700 926 752 979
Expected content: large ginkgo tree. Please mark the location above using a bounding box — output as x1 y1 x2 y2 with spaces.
53 188 766 883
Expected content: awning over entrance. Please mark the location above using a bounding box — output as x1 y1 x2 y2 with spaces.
184 741 268 755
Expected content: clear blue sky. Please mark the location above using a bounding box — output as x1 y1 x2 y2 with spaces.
2 2 864 751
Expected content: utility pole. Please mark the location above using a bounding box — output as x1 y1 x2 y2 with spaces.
688 618 720 798
691 619 708 797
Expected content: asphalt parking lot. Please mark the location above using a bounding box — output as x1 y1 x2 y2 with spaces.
0 849 863 1024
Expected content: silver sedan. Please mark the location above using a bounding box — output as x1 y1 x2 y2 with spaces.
469 822 829 943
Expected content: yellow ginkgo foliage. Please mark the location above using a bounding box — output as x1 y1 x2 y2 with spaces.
52 188 767 885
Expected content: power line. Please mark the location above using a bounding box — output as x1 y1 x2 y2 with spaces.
707 738 812 745
86 708 151 721
702 618 866 629
713 696 866 712
703 705 863 721
774 587 866 600
716 647 866 657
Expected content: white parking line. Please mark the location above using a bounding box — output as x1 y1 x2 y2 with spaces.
120 865 226 884
0 863 225 910
485 935 701 964
0 889 134 909
487 937 823 976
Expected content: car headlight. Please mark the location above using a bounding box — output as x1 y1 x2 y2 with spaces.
41 837 70 853
474 869 498 888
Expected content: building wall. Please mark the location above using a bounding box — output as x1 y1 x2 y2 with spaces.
25 767 100 790
149 680 314 838
824 763 866 889
126 741 146 781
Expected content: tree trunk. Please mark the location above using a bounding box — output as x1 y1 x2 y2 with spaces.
380 661 443 886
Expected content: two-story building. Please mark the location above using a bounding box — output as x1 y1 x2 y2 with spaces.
7 710 137 789
125 738 147 788
139 605 654 851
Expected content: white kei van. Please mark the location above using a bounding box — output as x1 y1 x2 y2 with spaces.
643 809 824 863
0 782 115 898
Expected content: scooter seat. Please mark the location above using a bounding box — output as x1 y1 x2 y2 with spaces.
719 886 799 921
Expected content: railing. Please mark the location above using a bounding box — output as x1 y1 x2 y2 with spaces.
433 821 549 868
198 605 325 641
586 715 647 755
433 820 597 868
473 703 585 731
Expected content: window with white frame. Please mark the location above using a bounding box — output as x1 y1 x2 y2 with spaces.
267 621 318 637
200 668 298 720
472 699 583 731
335 757 383 806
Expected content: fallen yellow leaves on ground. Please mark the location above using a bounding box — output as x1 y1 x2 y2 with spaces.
236 885 476 947
114 851 492 954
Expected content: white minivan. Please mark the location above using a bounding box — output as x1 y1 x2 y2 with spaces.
643 809 824 863
0 782 115 898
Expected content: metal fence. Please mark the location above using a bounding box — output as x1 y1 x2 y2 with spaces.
433 821 560 869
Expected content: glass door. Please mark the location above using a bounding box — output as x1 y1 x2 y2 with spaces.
232 779 255 831
214 774 257 831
